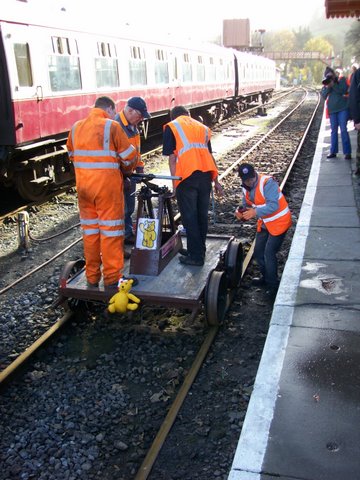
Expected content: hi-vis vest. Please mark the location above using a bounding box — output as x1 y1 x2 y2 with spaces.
117 110 143 168
165 115 218 187
244 174 292 235
68 109 136 174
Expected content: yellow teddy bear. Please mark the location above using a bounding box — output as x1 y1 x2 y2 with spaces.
108 278 140 314
139 219 157 248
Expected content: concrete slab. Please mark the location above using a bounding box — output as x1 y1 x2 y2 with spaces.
318 159 352 175
262 326 360 480
291 305 360 332
298 206 359 228
303 227 360 259
314 173 353 187
312 186 356 206
297 259 360 306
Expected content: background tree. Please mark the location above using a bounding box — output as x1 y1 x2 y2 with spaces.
304 36 334 83
263 30 296 52
345 21 360 62
293 27 312 50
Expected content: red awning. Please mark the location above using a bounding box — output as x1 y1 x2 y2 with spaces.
325 0 360 18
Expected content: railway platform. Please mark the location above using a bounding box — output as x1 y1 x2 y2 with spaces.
228 113 360 480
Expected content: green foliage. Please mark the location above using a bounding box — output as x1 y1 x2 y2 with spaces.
264 30 296 51
293 27 312 50
345 21 360 61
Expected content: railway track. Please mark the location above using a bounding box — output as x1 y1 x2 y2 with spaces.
0 87 322 480
0 88 292 223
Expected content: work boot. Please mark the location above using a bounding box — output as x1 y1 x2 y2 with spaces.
86 281 99 288
179 256 204 266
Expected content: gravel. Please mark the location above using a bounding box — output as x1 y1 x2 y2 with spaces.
0 94 323 480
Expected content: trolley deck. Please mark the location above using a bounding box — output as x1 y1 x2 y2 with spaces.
58 174 243 324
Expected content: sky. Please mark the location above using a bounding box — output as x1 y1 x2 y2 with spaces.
5 0 347 43
72 0 326 39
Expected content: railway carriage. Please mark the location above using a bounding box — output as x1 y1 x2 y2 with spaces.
0 3 276 200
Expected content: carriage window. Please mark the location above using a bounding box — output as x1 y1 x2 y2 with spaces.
95 41 119 88
171 56 178 81
48 36 81 91
182 53 192 82
129 45 147 86
217 58 225 81
154 49 169 84
196 56 205 82
208 57 216 82
14 43 33 87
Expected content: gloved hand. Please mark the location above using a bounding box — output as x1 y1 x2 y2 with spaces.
135 166 144 183
242 208 257 220
235 207 246 221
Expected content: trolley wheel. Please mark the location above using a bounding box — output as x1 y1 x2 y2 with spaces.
225 239 243 288
59 259 87 312
204 269 228 326
60 258 85 282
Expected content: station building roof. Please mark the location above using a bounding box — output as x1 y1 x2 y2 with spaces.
325 0 360 18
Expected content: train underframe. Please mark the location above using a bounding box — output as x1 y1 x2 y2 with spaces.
1 91 272 201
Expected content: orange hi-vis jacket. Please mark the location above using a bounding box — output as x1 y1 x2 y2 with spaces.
117 110 143 168
244 174 292 235
66 108 137 286
165 115 218 188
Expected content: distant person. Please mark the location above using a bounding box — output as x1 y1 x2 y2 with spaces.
162 105 223 266
115 97 151 245
349 63 359 86
349 65 360 176
235 163 292 294
66 96 138 288
321 66 352 160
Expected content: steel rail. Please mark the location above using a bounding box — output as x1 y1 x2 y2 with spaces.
0 237 82 295
0 89 320 480
0 310 73 385
133 88 320 479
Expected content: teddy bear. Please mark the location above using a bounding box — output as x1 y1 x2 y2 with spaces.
108 278 140 314
139 219 157 248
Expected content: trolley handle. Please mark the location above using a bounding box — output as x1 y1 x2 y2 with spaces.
131 173 182 181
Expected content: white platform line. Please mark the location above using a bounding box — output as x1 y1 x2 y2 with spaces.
227 110 328 479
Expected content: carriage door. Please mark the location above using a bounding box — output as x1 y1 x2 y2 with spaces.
0 25 15 146
4 23 41 145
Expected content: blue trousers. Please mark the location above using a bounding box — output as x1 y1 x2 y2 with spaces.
176 171 212 262
253 228 287 287
329 110 351 155
124 177 136 238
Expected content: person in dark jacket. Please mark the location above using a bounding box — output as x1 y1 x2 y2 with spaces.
349 66 360 176
321 66 351 160
115 97 151 245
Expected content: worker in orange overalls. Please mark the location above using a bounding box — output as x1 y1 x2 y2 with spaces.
163 105 224 266
235 163 292 295
115 97 151 245
66 96 138 289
